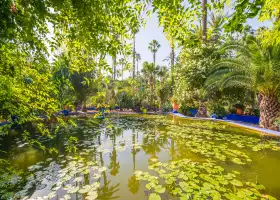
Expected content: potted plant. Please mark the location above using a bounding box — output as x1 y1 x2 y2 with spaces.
170 97 179 113
235 104 245 115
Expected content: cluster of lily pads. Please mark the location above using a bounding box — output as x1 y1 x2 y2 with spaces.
134 158 277 200
16 156 107 200
2 115 280 199
119 115 280 165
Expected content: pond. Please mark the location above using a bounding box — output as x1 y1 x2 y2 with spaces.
1 115 280 200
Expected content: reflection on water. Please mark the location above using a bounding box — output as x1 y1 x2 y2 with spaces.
0 115 280 200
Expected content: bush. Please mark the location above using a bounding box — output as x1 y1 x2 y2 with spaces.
162 102 172 112
208 102 228 117
141 99 149 108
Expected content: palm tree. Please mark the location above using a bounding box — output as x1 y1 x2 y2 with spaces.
157 66 168 86
135 53 141 76
208 12 225 43
148 40 161 69
206 35 280 130
157 66 169 111
202 0 207 42
118 58 129 80
128 133 140 194
142 61 160 108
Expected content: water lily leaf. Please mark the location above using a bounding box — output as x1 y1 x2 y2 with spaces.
68 186 79 194
146 183 152 190
210 190 221 200
232 158 245 165
232 170 240 175
63 194 71 200
172 188 182 195
155 186 165 194
73 176 83 182
90 182 100 190
48 192 56 199
79 185 91 193
149 193 161 200
262 195 277 200
230 179 243 187
86 191 98 200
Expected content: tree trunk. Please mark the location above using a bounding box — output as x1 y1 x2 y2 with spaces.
195 101 208 118
202 0 207 42
136 60 138 76
153 53 156 109
112 55 117 80
150 76 153 108
259 95 280 130
122 65 123 81
171 46 175 94
132 34 136 79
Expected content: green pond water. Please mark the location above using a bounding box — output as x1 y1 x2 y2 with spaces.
1 115 280 200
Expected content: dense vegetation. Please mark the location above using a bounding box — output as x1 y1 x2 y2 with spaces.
1 0 280 198
0 1 280 133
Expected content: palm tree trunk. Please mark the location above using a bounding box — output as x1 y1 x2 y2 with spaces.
202 0 207 42
132 34 136 79
150 76 153 108
195 101 208 118
259 95 280 130
152 53 156 110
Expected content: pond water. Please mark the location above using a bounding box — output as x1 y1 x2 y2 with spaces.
1 115 280 200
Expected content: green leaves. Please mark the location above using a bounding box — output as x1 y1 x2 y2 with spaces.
149 193 161 200
230 179 243 187
232 158 245 165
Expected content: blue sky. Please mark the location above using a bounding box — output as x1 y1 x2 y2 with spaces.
135 14 174 68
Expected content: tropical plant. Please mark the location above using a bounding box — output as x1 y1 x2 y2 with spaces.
135 53 141 76
208 12 225 43
142 61 160 108
202 0 208 42
206 35 280 129
148 40 161 69
118 58 130 80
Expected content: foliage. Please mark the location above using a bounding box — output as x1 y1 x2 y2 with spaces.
225 0 280 46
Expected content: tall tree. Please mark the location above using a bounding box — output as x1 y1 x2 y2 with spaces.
165 33 175 92
112 55 117 80
135 53 141 76
132 34 136 79
142 61 160 108
148 40 161 108
118 58 129 81
202 0 208 42
206 35 280 130
148 40 161 69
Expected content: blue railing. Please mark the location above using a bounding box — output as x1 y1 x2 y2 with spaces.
223 114 260 124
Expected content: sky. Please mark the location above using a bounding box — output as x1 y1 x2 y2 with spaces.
133 14 272 73
135 14 175 68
